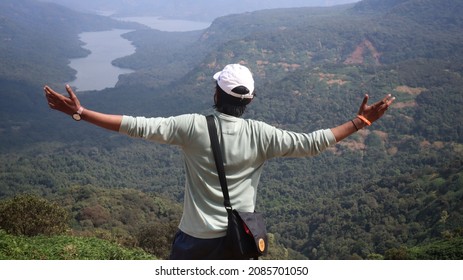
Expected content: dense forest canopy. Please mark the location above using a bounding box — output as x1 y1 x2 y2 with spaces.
0 0 462 259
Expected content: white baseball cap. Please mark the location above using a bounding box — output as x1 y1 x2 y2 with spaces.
213 64 255 99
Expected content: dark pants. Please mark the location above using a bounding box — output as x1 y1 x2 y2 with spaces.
169 230 247 260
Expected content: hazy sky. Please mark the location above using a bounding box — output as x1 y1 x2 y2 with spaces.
39 0 361 20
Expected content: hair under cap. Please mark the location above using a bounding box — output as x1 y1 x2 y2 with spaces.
213 64 254 99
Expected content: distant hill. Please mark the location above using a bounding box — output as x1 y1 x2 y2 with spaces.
38 0 360 20
0 0 144 85
0 0 145 147
1 0 462 259
353 0 409 12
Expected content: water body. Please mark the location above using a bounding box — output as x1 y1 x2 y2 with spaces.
117 16 210 32
68 17 210 92
69 29 135 91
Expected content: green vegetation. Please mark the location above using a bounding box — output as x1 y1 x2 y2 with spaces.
0 189 179 259
1 0 462 259
385 234 463 260
0 194 69 236
0 230 155 260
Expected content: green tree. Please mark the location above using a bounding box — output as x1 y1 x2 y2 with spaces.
136 220 178 259
0 194 70 236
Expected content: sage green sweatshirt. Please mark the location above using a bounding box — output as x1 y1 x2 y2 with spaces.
119 112 336 238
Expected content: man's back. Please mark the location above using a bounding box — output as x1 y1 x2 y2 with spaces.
119 112 336 238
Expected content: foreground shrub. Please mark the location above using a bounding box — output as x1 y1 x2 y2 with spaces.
0 230 155 260
0 194 69 236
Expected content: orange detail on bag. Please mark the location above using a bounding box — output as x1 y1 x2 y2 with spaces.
258 238 266 252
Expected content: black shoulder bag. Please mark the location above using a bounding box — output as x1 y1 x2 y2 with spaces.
206 115 268 259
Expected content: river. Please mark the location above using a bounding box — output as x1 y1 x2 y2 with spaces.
68 29 135 91
68 17 210 91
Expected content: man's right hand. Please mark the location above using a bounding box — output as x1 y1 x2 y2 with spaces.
44 84 123 131
44 84 81 116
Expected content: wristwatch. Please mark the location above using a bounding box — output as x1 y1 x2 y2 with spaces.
72 107 84 121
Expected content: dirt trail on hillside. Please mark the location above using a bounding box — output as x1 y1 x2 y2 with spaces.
344 39 382 65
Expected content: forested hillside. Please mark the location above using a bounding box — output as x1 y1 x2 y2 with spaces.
0 0 144 85
1 0 462 259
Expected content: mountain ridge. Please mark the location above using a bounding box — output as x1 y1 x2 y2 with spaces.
38 0 361 20
0 0 144 85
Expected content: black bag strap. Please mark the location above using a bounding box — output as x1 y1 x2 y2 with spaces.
206 115 233 213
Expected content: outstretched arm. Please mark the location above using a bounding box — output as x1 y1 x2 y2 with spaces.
44 85 123 132
330 94 395 142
